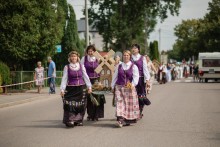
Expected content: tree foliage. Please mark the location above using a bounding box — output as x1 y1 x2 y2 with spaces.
54 4 84 70
169 0 220 61
0 62 12 85
200 0 220 52
89 0 181 51
173 19 202 60
0 0 66 70
149 40 160 61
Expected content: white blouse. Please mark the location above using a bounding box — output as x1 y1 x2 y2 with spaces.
131 54 150 81
80 55 98 65
60 63 92 92
111 61 139 89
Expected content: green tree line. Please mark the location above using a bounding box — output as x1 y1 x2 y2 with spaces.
88 0 181 52
168 0 220 61
0 0 83 70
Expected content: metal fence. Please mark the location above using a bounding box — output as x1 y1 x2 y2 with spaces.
9 71 63 90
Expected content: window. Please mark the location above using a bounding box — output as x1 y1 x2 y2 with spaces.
103 79 109 87
202 59 220 67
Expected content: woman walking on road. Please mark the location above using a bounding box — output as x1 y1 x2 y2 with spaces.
81 45 105 121
34 61 44 93
131 44 151 119
145 55 156 94
60 51 92 127
111 50 140 127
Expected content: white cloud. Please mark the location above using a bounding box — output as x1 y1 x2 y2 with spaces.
68 0 85 19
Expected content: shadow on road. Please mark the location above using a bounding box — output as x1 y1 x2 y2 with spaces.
18 119 119 129
206 133 220 141
18 120 64 129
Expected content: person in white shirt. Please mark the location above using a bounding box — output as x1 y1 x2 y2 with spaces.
60 51 92 127
166 63 172 82
114 55 122 66
131 44 151 119
145 55 157 94
111 50 140 127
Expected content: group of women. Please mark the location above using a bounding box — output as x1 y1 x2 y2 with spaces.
60 44 152 128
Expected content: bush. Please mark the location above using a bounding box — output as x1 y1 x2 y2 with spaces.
0 62 12 85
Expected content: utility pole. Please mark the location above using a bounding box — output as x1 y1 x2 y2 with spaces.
159 28 161 53
144 16 148 55
85 0 89 46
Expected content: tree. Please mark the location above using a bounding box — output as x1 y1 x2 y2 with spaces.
89 0 181 51
167 43 181 61
54 4 84 70
153 41 160 61
173 19 202 60
0 0 65 70
89 0 114 51
149 42 155 60
170 0 220 60
199 0 220 52
149 40 160 61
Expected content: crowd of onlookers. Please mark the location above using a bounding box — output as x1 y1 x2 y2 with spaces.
156 62 199 84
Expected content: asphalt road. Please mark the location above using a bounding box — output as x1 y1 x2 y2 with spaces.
0 81 220 147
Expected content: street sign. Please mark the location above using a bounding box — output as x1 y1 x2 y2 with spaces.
56 45 62 53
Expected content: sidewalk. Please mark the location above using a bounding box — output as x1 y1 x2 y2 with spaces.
0 87 60 108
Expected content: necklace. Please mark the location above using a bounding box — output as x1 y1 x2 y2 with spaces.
70 63 77 68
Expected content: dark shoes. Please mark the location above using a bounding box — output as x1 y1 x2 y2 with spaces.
143 98 151 105
87 116 98 121
65 122 74 127
115 120 131 128
65 121 83 127
74 122 83 126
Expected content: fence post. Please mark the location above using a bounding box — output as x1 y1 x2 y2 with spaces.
21 71 23 89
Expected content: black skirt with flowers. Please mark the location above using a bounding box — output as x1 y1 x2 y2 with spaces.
62 85 87 124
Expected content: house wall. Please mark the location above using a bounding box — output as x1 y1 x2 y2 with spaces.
78 32 104 51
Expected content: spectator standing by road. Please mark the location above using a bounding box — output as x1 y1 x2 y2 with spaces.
47 56 56 94
34 61 44 93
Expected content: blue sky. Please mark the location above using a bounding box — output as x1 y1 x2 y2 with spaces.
68 0 211 51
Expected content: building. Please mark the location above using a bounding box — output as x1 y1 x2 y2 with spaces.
77 18 104 51
160 54 168 64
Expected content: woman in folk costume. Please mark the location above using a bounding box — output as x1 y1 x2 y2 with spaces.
81 45 104 121
131 44 151 119
111 50 140 127
166 63 172 82
60 51 92 127
157 63 164 83
145 55 157 94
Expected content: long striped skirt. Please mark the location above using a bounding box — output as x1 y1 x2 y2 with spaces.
115 85 140 124
62 85 87 124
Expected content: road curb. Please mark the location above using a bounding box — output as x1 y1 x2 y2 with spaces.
0 94 60 108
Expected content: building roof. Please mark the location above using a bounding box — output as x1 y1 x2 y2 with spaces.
77 19 98 32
